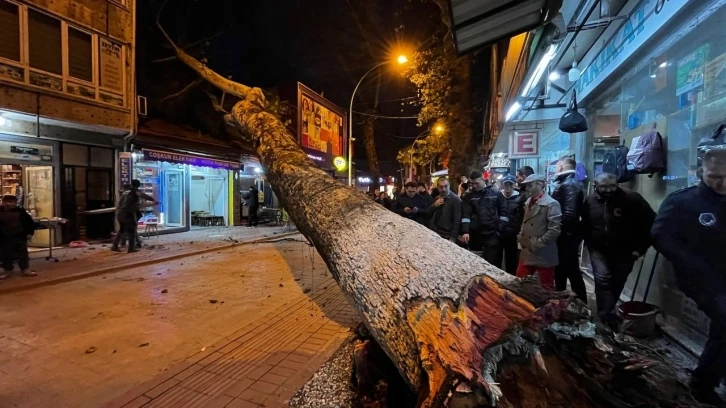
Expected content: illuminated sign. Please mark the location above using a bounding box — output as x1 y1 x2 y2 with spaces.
307 153 324 162
509 131 539 158
333 156 347 171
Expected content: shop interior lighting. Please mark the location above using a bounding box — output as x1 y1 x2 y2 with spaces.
548 71 561 81
0 115 5 127
568 61 581 82
659 61 668 68
505 101 522 122
520 44 558 97
254 167 262 173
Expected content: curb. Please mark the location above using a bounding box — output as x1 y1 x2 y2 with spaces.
0 231 301 295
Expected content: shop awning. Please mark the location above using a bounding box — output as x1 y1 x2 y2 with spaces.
449 0 553 54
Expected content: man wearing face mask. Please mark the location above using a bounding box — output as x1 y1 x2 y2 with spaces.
461 172 506 265
652 148 726 406
581 173 655 327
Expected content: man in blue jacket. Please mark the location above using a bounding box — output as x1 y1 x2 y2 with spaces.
652 148 726 406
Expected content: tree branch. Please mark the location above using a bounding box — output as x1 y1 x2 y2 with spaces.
152 55 177 63
159 77 204 105
156 0 252 100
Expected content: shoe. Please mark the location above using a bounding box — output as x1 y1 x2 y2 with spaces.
127 249 139 254
0 272 9 280
20 270 37 277
110 247 122 252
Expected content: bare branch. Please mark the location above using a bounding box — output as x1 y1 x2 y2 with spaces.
152 55 177 63
155 0 252 99
204 90 229 115
159 77 204 105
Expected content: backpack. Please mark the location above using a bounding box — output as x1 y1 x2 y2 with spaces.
631 124 666 176
602 144 633 183
697 124 726 179
559 90 589 133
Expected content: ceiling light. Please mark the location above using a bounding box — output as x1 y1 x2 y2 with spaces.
548 71 561 81
520 44 558 97
650 73 657 78
505 101 522 122
659 61 668 68
0 116 5 127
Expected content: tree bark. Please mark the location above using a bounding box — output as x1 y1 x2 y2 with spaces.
161 28 699 408
447 54 481 185
362 115 382 191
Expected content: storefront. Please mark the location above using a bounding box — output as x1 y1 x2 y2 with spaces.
0 134 58 248
577 0 726 344
131 148 241 233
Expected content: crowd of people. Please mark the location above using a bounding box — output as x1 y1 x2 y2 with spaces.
371 150 726 404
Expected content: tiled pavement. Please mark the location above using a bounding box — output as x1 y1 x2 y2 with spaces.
104 281 361 408
0 225 294 294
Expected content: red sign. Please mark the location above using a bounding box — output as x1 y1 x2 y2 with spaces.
509 131 539 158
300 93 344 157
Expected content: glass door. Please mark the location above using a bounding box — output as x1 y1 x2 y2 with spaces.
25 166 54 247
164 170 184 227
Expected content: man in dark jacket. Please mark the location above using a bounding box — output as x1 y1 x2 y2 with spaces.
112 180 155 253
652 149 726 405
427 177 461 242
498 175 523 275
416 182 433 206
461 172 506 266
243 185 260 227
582 173 655 325
394 182 430 225
551 157 586 301
0 195 37 279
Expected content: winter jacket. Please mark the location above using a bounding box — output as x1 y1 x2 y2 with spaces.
427 191 462 241
518 193 561 267
652 183 726 306
0 206 36 241
499 191 523 239
581 187 655 257
394 193 431 225
461 186 505 236
550 170 584 237
243 187 259 208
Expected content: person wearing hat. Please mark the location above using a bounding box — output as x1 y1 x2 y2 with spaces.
461 172 506 265
516 174 561 289
498 175 523 275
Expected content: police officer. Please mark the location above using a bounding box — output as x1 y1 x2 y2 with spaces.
461 172 506 266
652 148 726 406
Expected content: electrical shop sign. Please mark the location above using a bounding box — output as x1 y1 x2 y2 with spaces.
142 149 241 170
576 0 688 101
509 131 539 158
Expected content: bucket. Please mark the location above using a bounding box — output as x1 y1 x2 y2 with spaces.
618 301 659 338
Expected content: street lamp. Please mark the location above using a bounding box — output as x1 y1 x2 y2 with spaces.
348 55 408 186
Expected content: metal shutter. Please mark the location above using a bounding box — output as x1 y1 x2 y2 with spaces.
68 27 92 82
28 9 62 75
0 1 20 62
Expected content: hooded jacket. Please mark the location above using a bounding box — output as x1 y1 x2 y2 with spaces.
0 206 36 240
499 190 523 238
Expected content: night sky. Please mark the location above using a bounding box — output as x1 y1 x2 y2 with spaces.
138 0 441 176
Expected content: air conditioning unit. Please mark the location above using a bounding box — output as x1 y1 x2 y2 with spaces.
137 95 148 117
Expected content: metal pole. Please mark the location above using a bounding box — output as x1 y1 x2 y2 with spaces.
348 62 389 187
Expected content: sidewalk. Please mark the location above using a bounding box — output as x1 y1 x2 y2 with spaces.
0 225 295 294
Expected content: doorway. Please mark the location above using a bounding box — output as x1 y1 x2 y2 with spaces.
189 171 228 226
164 170 184 227
61 166 114 241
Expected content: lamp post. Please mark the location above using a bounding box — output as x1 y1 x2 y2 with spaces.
348 55 408 187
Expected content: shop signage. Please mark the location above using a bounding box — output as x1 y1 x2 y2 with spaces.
576 0 689 100
10 146 38 156
0 141 52 161
489 154 511 168
119 152 132 187
142 149 242 170
332 156 347 171
99 38 124 93
509 131 539 158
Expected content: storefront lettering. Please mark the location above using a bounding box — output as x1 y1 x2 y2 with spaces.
578 2 646 93
142 149 241 170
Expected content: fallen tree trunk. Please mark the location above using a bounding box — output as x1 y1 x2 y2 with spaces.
158 21 699 408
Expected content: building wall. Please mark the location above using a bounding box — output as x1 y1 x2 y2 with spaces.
0 0 135 132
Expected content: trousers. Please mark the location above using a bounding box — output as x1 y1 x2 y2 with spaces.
479 233 502 268
248 206 259 226
555 234 587 301
516 262 555 289
113 212 137 252
500 235 519 275
589 249 634 321
693 295 726 388
1 239 29 271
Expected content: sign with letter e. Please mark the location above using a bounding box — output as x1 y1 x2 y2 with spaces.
508 131 539 158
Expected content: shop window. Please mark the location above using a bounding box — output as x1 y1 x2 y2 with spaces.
62 144 89 166
28 9 62 75
68 27 93 83
0 0 20 62
89 147 113 168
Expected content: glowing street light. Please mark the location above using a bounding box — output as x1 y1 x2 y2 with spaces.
435 125 444 133
348 54 410 186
